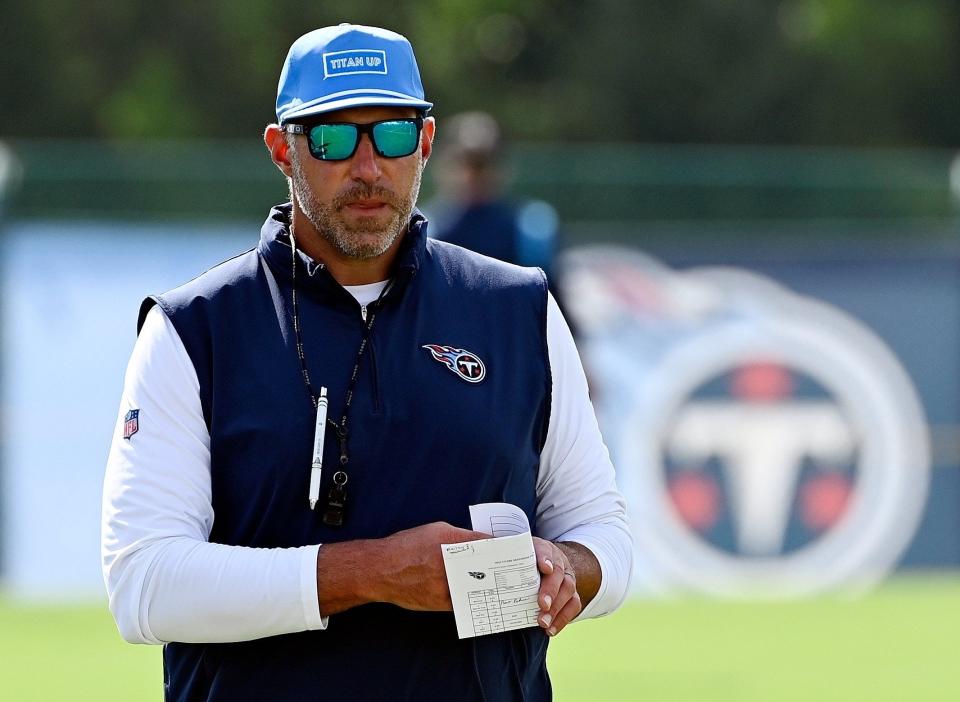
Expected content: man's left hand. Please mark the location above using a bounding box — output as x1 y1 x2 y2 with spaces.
532 537 582 637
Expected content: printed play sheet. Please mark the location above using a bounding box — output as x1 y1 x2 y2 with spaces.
442 503 541 639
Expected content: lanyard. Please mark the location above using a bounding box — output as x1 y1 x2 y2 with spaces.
288 229 393 526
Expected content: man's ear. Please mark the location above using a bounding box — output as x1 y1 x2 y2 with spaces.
421 116 436 163
264 124 294 178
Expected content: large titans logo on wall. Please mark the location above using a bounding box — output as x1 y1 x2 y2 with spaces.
562 247 930 597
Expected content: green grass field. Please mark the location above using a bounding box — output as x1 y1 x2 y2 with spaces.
2 576 957 701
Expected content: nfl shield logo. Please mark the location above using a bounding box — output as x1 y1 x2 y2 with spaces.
123 409 140 440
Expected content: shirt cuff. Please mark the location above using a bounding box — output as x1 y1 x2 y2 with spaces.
299 544 328 630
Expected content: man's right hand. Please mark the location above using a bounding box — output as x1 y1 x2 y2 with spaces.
378 522 491 610
316 522 489 616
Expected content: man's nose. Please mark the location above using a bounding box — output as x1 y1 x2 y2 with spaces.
349 134 382 184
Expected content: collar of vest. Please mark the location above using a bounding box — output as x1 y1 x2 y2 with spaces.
257 202 428 306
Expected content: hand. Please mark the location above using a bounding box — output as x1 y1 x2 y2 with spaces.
532 537 581 637
377 521 491 611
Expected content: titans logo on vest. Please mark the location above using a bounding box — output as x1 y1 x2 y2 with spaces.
422 344 487 383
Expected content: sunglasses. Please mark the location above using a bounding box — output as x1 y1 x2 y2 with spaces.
282 117 424 161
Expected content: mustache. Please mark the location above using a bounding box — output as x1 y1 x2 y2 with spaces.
333 185 400 210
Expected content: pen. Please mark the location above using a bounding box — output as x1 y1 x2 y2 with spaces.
309 387 328 510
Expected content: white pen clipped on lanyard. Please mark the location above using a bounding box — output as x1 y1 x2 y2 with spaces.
309 387 329 510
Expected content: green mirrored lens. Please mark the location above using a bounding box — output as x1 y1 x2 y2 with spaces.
372 120 419 157
308 124 358 160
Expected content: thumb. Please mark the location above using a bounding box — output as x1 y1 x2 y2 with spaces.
445 527 493 543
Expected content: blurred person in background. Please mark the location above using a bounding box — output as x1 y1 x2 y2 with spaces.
426 111 561 291
101 23 631 702
426 111 580 343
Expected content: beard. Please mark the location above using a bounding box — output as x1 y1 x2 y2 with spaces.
289 154 423 261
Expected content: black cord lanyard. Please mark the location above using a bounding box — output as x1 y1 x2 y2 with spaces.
289 229 393 526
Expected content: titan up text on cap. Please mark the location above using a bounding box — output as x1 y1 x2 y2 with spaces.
276 24 433 125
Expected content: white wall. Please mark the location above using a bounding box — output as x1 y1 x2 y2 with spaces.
1 220 252 599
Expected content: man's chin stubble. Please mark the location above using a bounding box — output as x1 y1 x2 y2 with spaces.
293 186 400 260
321 208 403 260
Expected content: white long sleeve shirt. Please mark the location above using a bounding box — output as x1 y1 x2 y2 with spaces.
102 288 632 644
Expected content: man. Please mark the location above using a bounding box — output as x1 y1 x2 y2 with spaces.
102 24 632 701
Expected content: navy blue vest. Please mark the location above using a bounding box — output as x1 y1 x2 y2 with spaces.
139 204 553 701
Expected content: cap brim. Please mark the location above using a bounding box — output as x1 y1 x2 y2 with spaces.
279 94 433 124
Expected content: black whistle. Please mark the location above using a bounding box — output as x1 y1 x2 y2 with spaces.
322 483 347 527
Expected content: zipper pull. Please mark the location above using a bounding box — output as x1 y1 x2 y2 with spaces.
360 305 368 322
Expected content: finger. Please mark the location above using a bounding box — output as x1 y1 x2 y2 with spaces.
538 565 563 611
444 526 493 543
533 539 556 576
538 568 563 613
543 567 577 621
545 592 582 637
540 574 576 631
549 569 578 616
538 565 565 617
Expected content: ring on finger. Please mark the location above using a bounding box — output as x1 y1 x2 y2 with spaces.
563 570 575 579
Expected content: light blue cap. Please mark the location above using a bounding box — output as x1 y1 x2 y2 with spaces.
276 24 433 124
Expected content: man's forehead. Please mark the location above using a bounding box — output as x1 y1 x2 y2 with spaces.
315 105 419 123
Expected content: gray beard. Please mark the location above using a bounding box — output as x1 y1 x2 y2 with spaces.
289 154 422 261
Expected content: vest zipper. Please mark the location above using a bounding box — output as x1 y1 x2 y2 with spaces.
357 282 395 412
359 298 382 412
